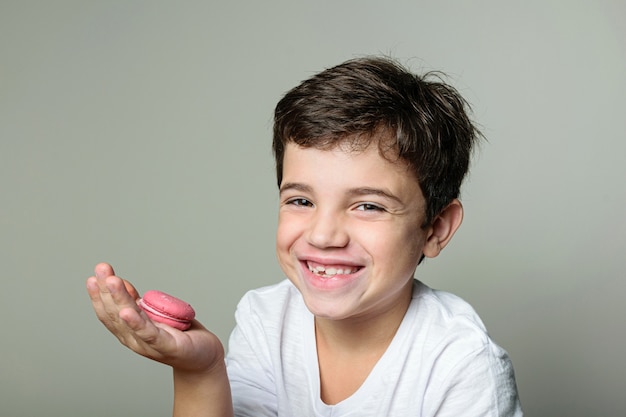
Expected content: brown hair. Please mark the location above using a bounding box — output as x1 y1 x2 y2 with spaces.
272 56 481 226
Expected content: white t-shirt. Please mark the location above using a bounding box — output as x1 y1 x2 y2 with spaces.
226 279 523 416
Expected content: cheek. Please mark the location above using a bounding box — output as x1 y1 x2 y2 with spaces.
375 226 424 270
276 216 303 278
276 214 298 254
402 227 425 259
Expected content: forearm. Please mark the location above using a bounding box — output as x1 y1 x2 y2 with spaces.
173 361 234 417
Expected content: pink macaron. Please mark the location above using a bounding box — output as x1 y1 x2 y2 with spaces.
138 290 196 331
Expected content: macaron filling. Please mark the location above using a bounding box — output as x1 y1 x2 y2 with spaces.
138 290 195 330
139 298 191 324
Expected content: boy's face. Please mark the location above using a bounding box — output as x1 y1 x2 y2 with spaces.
276 140 433 322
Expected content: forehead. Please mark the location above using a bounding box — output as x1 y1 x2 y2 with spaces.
281 141 419 192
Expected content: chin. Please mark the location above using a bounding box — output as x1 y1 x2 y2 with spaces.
296 280 365 321
302 298 355 321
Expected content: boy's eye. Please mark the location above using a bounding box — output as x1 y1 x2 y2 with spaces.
356 203 384 212
287 198 313 207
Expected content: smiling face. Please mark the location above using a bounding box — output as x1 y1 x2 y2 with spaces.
276 140 434 322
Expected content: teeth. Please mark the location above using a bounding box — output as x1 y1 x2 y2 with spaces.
307 262 357 277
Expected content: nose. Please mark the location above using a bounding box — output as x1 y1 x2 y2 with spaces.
306 208 349 249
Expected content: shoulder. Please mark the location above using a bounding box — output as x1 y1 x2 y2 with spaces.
408 280 510 370
411 280 489 336
408 281 522 415
234 279 304 328
228 280 309 375
237 279 300 310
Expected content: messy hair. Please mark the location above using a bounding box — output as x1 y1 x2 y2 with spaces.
272 56 481 227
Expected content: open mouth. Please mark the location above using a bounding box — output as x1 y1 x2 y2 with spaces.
306 260 361 278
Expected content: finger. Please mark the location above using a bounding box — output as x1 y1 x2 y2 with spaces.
87 279 126 334
117 306 189 362
87 269 138 332
86 276 105 313
92 263 140 300
122 279 141 300
106 276 141 311
92 262 117 295
95 262 115 279
119 306 165 345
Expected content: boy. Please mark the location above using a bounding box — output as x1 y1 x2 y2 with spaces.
87 56 523 416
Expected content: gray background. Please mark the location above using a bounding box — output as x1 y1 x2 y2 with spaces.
1 1 625 416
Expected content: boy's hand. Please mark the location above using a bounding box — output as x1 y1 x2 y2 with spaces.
86 263 225 374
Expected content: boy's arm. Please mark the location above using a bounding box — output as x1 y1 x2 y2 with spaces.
173 362 233 417
87 263 234 417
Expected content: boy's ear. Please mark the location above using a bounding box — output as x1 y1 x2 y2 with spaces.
423 199 464 259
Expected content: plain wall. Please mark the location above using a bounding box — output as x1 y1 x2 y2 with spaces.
1 1 625 416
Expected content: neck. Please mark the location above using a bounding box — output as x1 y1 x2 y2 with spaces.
314 280 414 405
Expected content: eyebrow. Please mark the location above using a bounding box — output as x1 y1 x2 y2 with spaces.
279 182 402 204
347 187 403 204
279 182 313 195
